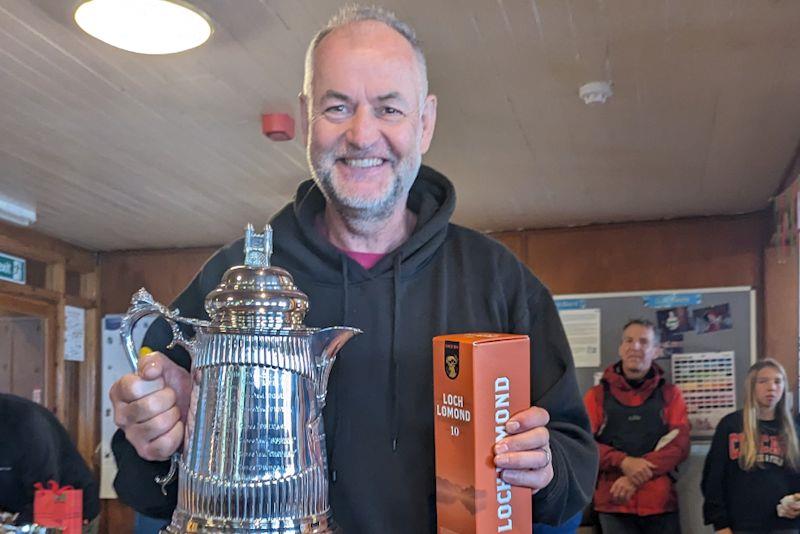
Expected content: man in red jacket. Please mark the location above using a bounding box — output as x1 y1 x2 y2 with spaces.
584 319 690 533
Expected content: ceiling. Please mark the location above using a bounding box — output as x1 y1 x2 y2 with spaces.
1 0 799 251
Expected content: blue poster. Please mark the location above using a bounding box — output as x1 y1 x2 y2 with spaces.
556 299 587 311
643 293 702 309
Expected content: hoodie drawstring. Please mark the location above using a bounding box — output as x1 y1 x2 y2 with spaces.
390 254 402 452
332 252 402 465
341 255 350 332
329 256 349 482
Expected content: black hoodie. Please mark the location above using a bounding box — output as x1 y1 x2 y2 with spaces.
112 166 597 531
702 410 800 531
0 393 100 524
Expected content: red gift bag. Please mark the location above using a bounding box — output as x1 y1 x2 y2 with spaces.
33 480 83 534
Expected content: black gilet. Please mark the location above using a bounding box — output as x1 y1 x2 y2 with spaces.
596 381 668 457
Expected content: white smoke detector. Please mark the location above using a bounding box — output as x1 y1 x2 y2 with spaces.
578 81 613 104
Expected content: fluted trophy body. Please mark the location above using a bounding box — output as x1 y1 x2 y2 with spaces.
120 225 360 533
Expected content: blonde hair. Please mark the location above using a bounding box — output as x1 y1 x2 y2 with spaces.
739 358 800 471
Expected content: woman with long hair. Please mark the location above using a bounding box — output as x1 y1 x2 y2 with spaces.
702 358 800 534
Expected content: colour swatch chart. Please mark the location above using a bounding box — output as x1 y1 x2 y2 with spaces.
672 351 736 438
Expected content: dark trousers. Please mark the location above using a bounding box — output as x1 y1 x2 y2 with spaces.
598 512 681 534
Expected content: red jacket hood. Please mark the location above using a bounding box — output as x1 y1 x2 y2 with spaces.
601 361 666 407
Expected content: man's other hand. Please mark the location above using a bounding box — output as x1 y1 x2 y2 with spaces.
609 476 637 504
493 406 553 494
620 456 656 486
109 352 191 461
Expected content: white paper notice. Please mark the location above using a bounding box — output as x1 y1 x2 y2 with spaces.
64 305 86 362
559 308 601 367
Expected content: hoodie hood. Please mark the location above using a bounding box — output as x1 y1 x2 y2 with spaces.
269 164 455 283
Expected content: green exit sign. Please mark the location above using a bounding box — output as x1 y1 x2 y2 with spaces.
0 252 25 284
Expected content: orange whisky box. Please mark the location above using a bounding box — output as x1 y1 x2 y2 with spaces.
433 333 532 534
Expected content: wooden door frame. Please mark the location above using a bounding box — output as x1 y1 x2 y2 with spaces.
0 221 100 469
0 292 59 413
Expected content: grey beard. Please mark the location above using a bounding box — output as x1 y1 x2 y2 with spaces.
309 156 421 224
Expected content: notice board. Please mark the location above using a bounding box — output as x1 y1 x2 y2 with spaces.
555 286 756 439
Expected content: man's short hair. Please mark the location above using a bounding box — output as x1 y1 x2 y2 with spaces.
302 4 429 99
622 318 660 344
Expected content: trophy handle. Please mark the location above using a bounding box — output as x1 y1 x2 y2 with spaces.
119 288 209 372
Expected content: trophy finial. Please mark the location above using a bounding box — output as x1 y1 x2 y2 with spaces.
244 224 272 268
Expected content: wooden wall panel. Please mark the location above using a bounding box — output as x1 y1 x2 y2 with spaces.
0 322 11 392
103 214 768 316
510 213 767 294
100 247 218 314
491 231 525 259
763 245 799 402
63 360 81 442
79 272 100 468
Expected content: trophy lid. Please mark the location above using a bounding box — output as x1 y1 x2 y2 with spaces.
204 224 309 330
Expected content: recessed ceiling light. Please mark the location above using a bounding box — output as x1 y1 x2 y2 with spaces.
74 0 212 55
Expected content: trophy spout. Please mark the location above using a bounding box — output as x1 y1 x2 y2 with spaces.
311 326 362 407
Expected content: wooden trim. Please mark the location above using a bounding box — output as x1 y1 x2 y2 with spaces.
0 280 95 313
0 292 54 319
80 271 98 301
0 221 96 273
78 307 99 467
45 313 58 417
78 272 99 469
53 298 66 424
45 261 68 424
0 279 60 303
65 294 96 309
46 262 66 293
763 245 799 406
492 210 767 237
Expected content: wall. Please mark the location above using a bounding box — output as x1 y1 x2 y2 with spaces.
99 213 768 319
763 244 799 404
491 213 766 295
100 247 218 315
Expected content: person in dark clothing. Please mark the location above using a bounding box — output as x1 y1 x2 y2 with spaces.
702 358 800 534
583 319 690 534
109 5 598 532
0 393 100 525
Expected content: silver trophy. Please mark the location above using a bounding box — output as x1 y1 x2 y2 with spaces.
120 224 360 533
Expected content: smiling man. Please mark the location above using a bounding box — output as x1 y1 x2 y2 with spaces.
584 319 691 534
110 5 597 532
